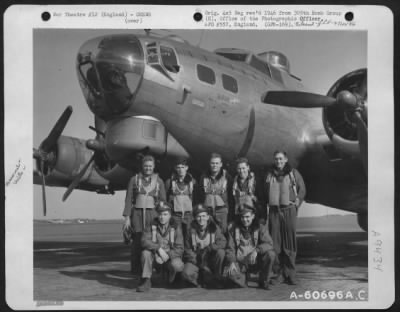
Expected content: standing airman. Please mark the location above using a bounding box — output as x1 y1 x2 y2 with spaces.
165 157 197 235
200 153 232 232
265 150 306 285
122 155 166 274
232 158 258 219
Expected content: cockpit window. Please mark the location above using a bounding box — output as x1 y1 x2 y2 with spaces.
269 65 284 84
160 46 180 73
197 64 216 85
146 42 159 64
249 55 271 78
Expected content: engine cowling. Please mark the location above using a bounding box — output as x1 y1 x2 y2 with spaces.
54 136 92 177
48 136 109 187
322 68 367 158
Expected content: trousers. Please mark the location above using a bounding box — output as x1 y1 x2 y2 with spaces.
132 208 158 233
207 206 228 233
228 249 275 286
182 249 225 286
268 205 297 281
172 212 193 235
141 250 184 280
129 207 158 274
130 232 142 273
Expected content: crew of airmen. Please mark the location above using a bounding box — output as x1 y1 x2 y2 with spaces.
123 151 306 292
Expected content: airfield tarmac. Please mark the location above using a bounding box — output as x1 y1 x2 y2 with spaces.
34 216 368 302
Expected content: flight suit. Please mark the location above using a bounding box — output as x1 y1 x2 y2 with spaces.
200 169 232 232
225 221 275 287
182 219 227 287
123 173 166 273
165 173 198 235
232 172 258 216
140 217 184 283
265 166 306 284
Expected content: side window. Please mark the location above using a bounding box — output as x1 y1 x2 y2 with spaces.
160 46 180 73
222 74 238 93
197 64 216 85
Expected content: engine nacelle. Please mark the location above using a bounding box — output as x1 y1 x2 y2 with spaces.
34 136 110 190
104 116 189 167
37 135 134 192
322 68 367 157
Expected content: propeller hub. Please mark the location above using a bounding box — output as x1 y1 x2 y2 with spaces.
86 139 105 152
337 90 358 110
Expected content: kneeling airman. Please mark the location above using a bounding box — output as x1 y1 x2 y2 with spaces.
137 201 184 292
181 204 227 288
225 204 276 289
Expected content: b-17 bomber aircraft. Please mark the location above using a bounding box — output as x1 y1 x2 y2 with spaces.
33 31 368 230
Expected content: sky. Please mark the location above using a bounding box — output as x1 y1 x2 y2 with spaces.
33 29 367 220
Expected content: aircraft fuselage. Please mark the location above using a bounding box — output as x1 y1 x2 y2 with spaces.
76 33 366 216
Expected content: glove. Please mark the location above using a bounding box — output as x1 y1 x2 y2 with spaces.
122 225 133 245
158 248 170 263
249 250 257 265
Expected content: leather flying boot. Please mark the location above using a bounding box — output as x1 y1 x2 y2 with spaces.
136 278 151 292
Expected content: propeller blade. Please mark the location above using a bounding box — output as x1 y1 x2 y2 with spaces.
262 91 336 108
33 148 42 173
331 134 359 156
40 159 47 216
353 111 368 175
41 106 73 153
361 102 368 122
62 154 95 202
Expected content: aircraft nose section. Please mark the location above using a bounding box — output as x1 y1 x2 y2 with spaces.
76 34 145 119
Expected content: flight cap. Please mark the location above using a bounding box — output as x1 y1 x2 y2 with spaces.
193 204 209 217
174 157 188 166
156 201 172 213
238 203 256 215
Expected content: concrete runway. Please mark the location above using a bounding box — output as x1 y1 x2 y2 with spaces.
34 220 368 302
